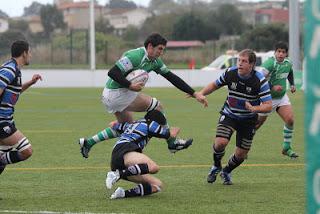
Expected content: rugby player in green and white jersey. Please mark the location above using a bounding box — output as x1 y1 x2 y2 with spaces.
256 41 298 158
78 33 208 158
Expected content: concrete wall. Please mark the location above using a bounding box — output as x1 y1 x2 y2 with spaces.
23 69 223 88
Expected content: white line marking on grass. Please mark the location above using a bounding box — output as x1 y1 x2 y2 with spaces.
0 210 132 214
6 163 305 172
23 130 73 133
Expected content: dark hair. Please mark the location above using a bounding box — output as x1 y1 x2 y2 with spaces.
239 49 256 65
11 40 29 58
144 33 167 49
274 41 288 52
144 110 167 125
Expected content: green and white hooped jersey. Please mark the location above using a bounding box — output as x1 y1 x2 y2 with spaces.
261 56 293 99
106 47 170 89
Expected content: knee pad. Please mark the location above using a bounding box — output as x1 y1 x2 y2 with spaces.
146 97 160 112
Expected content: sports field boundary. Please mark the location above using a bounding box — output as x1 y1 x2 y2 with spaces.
4 163 304 172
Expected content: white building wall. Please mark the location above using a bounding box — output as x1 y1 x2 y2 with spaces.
22 69 223 88
126 9 151 27
0 18 9 33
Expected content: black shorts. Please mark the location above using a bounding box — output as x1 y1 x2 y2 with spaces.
0 122 17 139
111 142 141 171
216 114 257 150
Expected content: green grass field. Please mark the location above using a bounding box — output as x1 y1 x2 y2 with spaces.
0 88 305 214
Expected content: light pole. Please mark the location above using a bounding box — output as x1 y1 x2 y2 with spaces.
289 0 300 70
89 0 96 70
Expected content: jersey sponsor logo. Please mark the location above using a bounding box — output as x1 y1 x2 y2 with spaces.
231 82 237 90
3 125 11 134
17 76 21 85
10 94 18 105
118 56 133 71
127 165 138 174
219 115 225 122
276 73 289 79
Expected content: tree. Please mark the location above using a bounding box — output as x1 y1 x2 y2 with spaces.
23 2 44 16
0 9 9 18
40 4 65 38
202 10 220 40
122 25 140 42
108 0 137 9
237 23 288 51
140 13 180 39
0 30 26 56
215 4 246 36
95 17 114 34
9 20 29 32
172 13 207 41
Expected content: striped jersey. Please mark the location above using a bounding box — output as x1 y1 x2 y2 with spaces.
216 67 272 119
113 119 170 150
0 59 22 123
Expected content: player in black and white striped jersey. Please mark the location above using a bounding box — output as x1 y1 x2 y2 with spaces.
197 49 272 185
106 110 192 199
0 41 42 175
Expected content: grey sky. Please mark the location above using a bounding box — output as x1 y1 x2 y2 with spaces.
0 0 151 17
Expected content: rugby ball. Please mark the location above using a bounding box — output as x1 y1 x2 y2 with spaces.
126 69 149 85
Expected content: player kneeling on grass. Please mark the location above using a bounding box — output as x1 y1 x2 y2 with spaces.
197 49 272 185
106 110 192 199
0 40 42 174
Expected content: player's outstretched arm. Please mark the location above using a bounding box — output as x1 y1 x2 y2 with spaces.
22 74 42 92
192 91 208 107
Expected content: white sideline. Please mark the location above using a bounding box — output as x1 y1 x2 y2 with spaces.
0 210 132 214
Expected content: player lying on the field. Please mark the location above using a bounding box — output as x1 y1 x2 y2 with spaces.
106 110 192 199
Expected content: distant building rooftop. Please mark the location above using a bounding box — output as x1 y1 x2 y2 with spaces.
57 1 103 10
255 8 289 23
167 40 204 49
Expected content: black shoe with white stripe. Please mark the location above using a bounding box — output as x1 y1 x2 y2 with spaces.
168 138 193 153
78 138 91 158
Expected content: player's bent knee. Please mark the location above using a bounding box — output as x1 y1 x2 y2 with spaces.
148 163 159 174
156 102 163 111
20 147 33 160
151 181 163 193
215 138 229 148
17 137 32 160
286 118 294 127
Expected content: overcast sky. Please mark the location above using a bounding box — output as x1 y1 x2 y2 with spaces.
0 0 151 17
